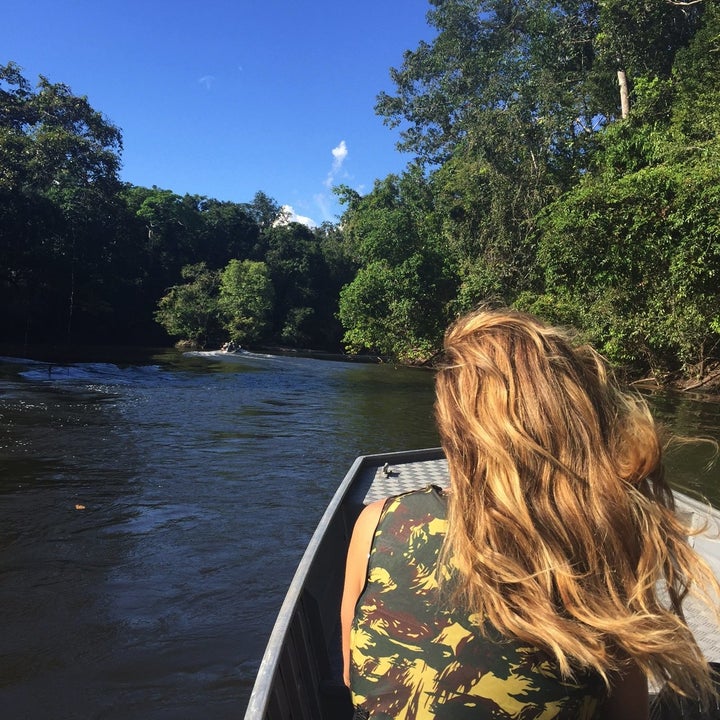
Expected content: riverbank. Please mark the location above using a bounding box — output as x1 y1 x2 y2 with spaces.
625 360 720 397
253 345 389 364
3 338 718 392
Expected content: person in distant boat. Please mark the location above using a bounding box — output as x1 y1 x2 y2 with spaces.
341 307 719 720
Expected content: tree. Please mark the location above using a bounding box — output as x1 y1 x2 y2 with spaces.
377 1 706 164
669 0 720 143
198 198 260 267
218 259 274 344
338 255 451 362
375 0 606 170
0 62 35 191
245 190 287 232
0 62 124 343
312 221 358 349
525 4 720 378
262 222 327 346
371 1 614 321
134 188 203 272
593 0 704 118
337 170 456 362
527 156 720 376
154 263 221 347
428 133 551 313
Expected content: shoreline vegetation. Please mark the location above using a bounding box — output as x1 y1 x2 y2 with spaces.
189 341 720 396
2 2 719 389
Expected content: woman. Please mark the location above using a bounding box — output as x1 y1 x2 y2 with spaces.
341 308 719 719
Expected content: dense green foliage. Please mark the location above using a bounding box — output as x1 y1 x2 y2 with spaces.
336 170 455 362
521 6 720 378
218 260 274 345
0 62 354 350
340 0 720 382
154 262 221 346
2 1 719 382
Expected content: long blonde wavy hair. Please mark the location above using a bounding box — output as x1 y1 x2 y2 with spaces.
435 307 719 699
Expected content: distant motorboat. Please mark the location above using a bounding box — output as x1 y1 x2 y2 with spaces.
220 341 244 354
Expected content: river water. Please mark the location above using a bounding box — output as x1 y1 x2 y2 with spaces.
0 349 718 719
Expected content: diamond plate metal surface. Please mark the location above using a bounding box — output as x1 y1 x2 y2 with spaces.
363 458 450 504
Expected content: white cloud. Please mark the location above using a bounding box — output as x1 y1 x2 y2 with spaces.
332 140 348 167
275 204 317 229
324 139 348 188
198 75 216 90
280 141 349 229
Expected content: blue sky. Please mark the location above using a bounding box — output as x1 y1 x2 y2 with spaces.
2 1 434 226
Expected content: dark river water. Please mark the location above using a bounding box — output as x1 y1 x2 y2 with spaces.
0 349 718 719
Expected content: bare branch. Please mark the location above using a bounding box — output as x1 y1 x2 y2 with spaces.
682 367 720 392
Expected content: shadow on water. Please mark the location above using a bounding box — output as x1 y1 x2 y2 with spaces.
0 349 718 718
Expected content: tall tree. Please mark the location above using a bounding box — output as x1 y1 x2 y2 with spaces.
524 3 720 378
0 62 123 343
154 263 221 347
218 259 274 344
245 191 287 232
337 170 455 361
377 1 705 163
372 1 613 318
375 0 606 170
593 0 704 118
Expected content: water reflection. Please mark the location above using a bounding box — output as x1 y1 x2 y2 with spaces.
650 390 720 505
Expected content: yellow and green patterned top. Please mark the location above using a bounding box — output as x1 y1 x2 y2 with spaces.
349 486 605 719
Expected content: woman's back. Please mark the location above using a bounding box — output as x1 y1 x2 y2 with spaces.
342 308 719 720
350 486 605 719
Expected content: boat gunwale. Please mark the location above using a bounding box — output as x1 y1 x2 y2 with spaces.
243 447 444 718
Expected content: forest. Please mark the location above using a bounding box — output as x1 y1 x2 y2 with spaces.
2 0 719 386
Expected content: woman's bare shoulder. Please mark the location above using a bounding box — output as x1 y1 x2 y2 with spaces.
356 498 386 530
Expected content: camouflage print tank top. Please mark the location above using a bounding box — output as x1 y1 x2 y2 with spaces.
349 486 605 719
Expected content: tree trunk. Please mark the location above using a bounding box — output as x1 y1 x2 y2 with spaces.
617 69 630 119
